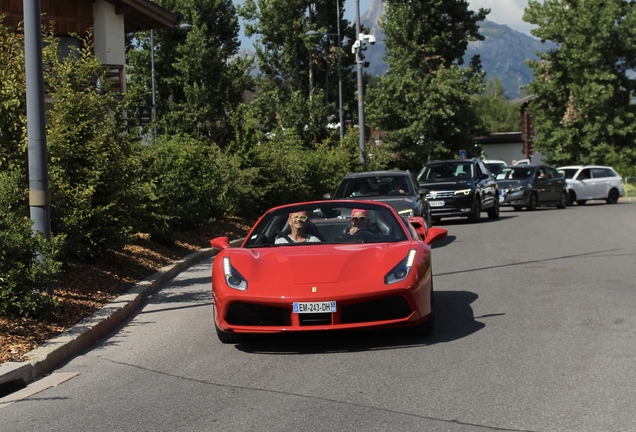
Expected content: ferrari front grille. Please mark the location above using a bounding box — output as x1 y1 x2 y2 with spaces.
225 302 291 326
299 312 332 326
341 296 411 324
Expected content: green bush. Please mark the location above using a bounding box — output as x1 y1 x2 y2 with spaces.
140 135 249 242
0 171 63 318
45 33 145 261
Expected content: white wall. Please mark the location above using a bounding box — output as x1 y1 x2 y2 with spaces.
92 0 125 66
480 143 527 165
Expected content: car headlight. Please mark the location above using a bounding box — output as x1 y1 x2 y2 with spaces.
398 209 415 218
509 185 525 192
223 257 247 291
385 249 417 285
454 189 472 196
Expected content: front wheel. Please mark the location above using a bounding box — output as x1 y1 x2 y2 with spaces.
408 278 434 336
606 188 620 204
577 200 587 205
487 199 500 219
214 306 248 344
556 191 568 209
527 192 538 211
468 197 481 223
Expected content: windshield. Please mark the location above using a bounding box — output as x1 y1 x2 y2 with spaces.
333 176 414 198
243 203 409 247
418 162 474 181
496 167 535 180
485 163 506 175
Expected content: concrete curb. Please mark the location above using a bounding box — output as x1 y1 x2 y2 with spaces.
0 238 243 389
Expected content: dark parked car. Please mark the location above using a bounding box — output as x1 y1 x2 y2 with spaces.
325 171 432 228
417 159 499 223
495 164 568 210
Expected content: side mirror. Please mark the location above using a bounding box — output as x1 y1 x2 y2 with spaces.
407 216 427 239
210 236 230 250
424 227 448 246
322 192 332 200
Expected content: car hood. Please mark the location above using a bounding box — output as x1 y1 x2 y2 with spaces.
226 242 415 287
362 196 416 210
418 180 473 191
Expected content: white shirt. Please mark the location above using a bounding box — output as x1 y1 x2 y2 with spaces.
275 234 321 244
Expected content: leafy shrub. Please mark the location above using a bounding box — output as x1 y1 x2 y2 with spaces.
0 171 63 318
44 33 145 261
140 135 247 242
0 19 27 172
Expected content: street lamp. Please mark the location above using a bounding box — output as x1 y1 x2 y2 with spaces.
305 27 344 140
353 0 374 168
151 23 192 141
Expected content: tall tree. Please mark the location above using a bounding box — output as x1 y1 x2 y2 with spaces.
524 0 636 170
473 77 521 134
127 0 253 144
238 0 357 146
366 0 489 172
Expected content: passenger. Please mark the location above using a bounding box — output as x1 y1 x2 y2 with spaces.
350 179 372 197
275 211 321 244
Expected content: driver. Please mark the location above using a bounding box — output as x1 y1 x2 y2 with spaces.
347 209 371 235
391 178 405 194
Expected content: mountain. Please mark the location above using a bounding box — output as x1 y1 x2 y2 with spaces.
360 1 555 99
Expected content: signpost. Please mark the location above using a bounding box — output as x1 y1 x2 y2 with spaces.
459 149 467 159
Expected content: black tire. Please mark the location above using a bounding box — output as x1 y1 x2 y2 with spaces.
215 321 248 344
527 192 538 211
468 197 481 223
606 188 620 204
214 306 248 344
567 190 576 206
556 191 568 209
487 199 500 219
513 206 523 211
409 278 435 336
432 217 442 224
577 200 587 205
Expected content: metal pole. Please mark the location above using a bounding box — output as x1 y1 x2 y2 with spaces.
24 0 52 294
337 0 344 140
355 0 366 168
151 29 157 141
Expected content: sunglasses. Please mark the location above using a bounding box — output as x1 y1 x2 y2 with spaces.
351 216 367 222
291 215 308 221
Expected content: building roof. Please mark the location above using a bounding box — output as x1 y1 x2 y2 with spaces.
0 0 178 33
105 0 179 32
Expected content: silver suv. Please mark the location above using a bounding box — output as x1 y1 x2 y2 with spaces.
557 165 624 205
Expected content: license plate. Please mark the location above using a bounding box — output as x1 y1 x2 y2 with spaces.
429 200 445 207
293 301 336 314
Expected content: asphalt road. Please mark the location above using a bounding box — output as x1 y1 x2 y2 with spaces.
2 200 635 432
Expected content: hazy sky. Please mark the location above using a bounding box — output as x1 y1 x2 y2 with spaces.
235 0 535 48
342 0 534 35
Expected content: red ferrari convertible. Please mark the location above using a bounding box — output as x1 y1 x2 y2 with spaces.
210 200 447 343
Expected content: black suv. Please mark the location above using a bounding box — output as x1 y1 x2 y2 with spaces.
325 171 432 228
417 159 499 223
